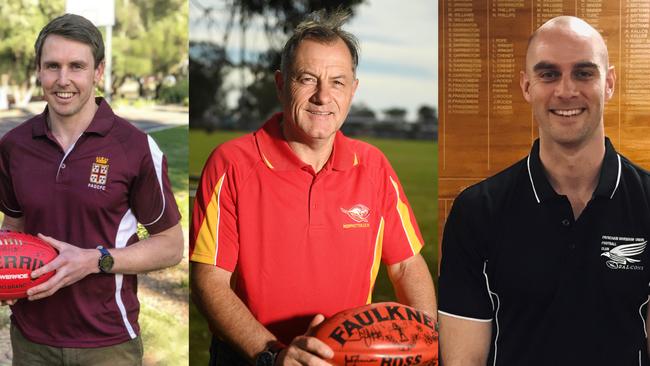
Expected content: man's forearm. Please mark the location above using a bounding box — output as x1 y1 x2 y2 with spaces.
439 314 491 366
191 263 276 363
387 253 436 316
110 223 183 274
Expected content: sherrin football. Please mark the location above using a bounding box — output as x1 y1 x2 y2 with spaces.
0 231 57 300
313 302 439 366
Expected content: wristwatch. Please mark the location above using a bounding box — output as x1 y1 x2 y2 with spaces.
255 343 284 366
97 245 114 273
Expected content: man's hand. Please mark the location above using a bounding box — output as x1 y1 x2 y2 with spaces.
26 234 99 301
276 314 334 366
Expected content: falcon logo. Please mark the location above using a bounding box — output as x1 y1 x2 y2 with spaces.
340 204 370 223
88 156 109 191
601 241 646 270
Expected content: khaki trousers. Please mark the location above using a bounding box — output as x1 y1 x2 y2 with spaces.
11 323 143 366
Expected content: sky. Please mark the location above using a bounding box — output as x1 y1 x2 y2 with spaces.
190 0 438 121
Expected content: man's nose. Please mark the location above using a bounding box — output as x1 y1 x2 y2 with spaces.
310 82 332 105
554 74 578 99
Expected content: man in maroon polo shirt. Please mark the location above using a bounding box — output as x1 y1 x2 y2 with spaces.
190 9 436 366
0 14 183 365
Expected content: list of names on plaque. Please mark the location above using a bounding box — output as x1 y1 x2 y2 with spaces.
623 0 650 112
534 0 565 28
447 0 481 115
490 38 515 115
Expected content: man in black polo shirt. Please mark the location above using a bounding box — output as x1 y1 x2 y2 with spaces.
438 16 650 365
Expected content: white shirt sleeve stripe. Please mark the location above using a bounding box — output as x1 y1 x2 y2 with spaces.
114 209 139 339
438 310 493 322
141 135 166 227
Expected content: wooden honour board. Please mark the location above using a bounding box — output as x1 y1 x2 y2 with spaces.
439 0 650 256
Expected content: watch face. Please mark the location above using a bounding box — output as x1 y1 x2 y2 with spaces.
100 255 114 272
256 351 274 366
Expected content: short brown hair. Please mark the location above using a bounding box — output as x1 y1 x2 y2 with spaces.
34 14 105 69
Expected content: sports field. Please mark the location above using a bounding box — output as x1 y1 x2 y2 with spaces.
188 129 438 365
140 126 189 365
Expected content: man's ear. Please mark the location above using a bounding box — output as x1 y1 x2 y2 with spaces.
605 65 616 101
274 70 284 101
520 70 531 103
94 61 106 85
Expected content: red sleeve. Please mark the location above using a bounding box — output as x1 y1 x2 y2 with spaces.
189 146 239 271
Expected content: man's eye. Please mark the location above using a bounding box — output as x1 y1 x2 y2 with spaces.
539 71 559 80
300 77 316 84
47 64 59 70
574 70 594 80
333 80 345 86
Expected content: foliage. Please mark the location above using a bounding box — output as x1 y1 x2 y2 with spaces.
0 1 187 102
190 0 365 128
417 105 438 126
383 107 408 121
188 41 229 129
112 0 189 96
0 0 64 105
158 77 189 105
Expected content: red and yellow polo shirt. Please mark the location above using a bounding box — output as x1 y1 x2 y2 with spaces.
190 113 424 344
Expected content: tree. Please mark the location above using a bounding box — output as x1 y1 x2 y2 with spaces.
382 107 408 122
0 0 64 106
417 105 437 124
190 0 365 129
0 0 188 105
112 0 188 97
189 41 230 130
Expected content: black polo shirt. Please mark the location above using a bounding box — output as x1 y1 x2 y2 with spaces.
439 138 650 366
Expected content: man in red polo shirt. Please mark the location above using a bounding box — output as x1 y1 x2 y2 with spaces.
0 14 183 365
190 9 436 366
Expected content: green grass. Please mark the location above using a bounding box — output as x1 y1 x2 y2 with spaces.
140 126 189 366
151 126 190 231
140 301 189 365
188 129 438 365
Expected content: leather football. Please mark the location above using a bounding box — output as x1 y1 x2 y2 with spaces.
0 231 57 300
313 302 439 366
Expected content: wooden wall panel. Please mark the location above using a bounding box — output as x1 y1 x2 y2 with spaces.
439 0 650 254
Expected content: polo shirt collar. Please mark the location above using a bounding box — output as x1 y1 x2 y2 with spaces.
254 112 356 172
526 137 621 203
32 97 115 138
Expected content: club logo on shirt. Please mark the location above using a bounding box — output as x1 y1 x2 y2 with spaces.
341 204 370 229
601 235 646 271
88 156 109 191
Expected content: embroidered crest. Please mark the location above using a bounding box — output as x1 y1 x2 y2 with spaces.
88 156 109 191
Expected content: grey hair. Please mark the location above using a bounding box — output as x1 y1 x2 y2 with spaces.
280 8 360 82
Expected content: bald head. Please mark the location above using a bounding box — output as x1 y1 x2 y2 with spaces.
526 16 609 73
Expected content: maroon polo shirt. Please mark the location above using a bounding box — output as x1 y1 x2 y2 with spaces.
0 98 180 347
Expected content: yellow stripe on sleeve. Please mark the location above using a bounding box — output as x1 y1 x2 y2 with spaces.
366 217 385 304
191 173 226 265
389 176 423 255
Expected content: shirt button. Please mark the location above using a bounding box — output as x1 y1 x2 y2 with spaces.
61 163 66 169
561 219 570 227
569 243 576 249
